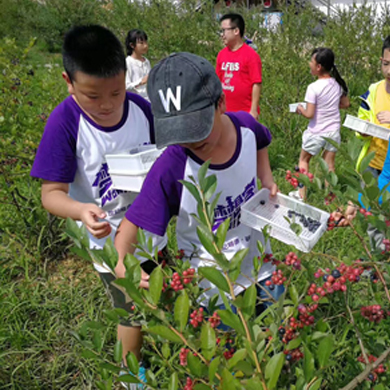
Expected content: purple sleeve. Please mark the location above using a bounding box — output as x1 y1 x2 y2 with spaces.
304 83 316 104
127 92 155 144
227 111 271 150
30 97 79 183
125 145 186 236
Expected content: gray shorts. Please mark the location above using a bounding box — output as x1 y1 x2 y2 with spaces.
302 129 340 156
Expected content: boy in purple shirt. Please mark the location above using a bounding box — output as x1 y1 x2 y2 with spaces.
30 25 164 388
115 53 281 310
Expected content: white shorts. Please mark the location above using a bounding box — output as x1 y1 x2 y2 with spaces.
302 129 340 156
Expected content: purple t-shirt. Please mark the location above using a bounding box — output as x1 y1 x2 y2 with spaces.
126 111 274 303
305 78 342 134
30 92 166 272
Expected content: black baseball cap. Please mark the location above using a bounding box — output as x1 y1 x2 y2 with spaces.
147 52 223 149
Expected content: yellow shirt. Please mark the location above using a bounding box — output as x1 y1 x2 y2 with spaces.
368 81 390 170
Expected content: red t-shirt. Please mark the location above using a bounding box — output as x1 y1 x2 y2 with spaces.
216 44 262 113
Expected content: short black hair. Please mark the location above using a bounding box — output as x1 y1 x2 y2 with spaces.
382 35 390 56
62 25 126 82
125 29 148 56
220 13 245 37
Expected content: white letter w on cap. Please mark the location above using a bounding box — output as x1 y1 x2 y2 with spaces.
158 86 182 113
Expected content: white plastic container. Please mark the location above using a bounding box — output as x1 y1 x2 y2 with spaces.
109 170 147 192
105 145 165 192
241 189 330 253
343 115 390 141
289 102 307 112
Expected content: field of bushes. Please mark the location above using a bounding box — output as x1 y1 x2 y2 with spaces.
1 0 390 389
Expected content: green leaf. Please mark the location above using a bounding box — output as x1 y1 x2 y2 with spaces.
317 336 334 368
203 174 217 201
180 180 202 204
198 267 230 293
113 340 123 363
347 137 361 161
102 238 118 272
162 343 170 359
306 378 322 390
148 266 163 305
117 374 140 384
318 158 329 175
265 352 285 389
228 248 249 282
200 322 216 361
187 352 202 377
70 246 91 261
303 344 315 381
216 218 230 250
147 325 182 343
227 349 247 369
366 185 379 201
194 385 211 390
359 151 376 174
327 171 338 187
234 360 254 376
208 356 220 382
168 372 178 390
241 284 256 320
99 362 121 374
198 160 211 188
125 352 139 375
290 222 302 236
81 349 98 360
217 310 246 335
174 290 190 332
287 337 302 350
196 224 217 256
289 285 299 305
221 368 239 390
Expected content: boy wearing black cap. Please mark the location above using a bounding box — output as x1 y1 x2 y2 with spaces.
115 52 279 307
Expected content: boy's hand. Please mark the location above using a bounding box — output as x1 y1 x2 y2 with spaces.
376 111 390 124
296 105 304 115
80 205 112 239
114 262 150 289
264 182 278 197
331 204 357 227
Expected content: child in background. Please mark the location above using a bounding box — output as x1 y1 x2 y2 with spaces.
125 29 151 101
355 36 390 177
30 25 165 389
115 52 282 317
292 48 350 200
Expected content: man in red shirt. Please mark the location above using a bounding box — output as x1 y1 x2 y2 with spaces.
216 13 262 120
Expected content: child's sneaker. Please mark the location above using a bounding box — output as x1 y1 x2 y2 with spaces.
119 364 147 390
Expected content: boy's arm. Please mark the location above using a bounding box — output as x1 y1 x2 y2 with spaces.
114 217 150 288
257 147 278 197
250 83 261 120
41 180 111 239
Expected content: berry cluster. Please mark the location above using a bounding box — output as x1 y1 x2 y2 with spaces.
310 263 364 301
359 208 373 218
285 167 314 188
189 308 204 328
357 355 387 382
179 348 189 366
170 272 184 291
208 312 221 328
175 249 185 259
287 209 321 233
278 317 304 344
170 269 196 291
284 251 302 270
360 305 386 323
265 269 286 290
223 348 235 360
184 377 194 390
327 215 336 231
324 192 336 206
284 348 304 362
